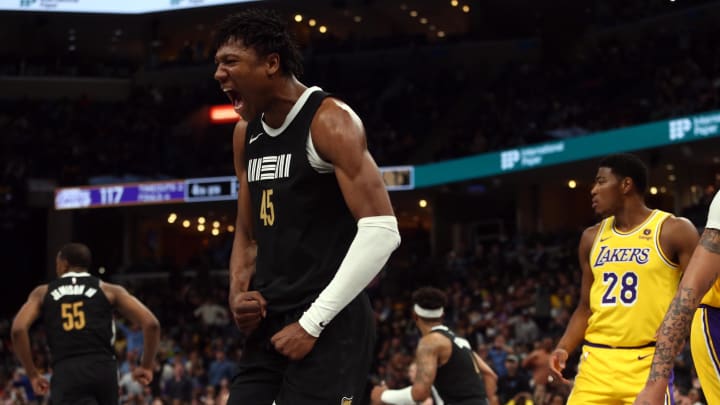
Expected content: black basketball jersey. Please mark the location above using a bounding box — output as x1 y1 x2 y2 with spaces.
244 88 356 314
42 273 115 365
430 325 487 405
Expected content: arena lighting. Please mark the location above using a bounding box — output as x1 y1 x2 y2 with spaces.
209 105 240 123
294 14 303 22
319 25 328 34
198 224 206 232
462 4 470 13
419 199 428 208
568 180 577 189
182 220 191 228
213 221 221 228
198 216 206 224
308 18 317 27
650 186 659 195
227 225 236 232
167 213 177 223
212 229 220 236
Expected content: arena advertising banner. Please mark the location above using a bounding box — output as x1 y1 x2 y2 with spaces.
53 110 719 209
414 109 720 188
1 0 256 14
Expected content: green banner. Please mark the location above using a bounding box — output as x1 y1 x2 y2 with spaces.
414 110 720 188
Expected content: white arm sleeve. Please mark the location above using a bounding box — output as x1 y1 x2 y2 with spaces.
707 191 720 230
298 215 401 337
380 386 416 405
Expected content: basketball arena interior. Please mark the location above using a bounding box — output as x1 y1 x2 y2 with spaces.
1 0 720 403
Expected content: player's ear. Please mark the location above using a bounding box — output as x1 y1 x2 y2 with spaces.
265 52 280 77
621 177 633 194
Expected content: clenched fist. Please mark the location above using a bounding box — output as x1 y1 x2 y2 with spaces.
229 290 267 335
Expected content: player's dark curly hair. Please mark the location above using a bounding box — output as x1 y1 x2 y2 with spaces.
599 153 648 195
58 243 92 269
213 8 303 78
412 287 447 320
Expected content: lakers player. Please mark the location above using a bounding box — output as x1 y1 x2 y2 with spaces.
635 190 720 405
549 154 699 404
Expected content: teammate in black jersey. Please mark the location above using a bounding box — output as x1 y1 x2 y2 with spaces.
213 8 401 405
11 243 160 405
371 287 499 405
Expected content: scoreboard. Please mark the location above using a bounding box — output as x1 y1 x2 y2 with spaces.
54 166 415 210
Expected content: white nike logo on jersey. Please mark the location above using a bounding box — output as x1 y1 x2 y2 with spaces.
249 132 264 144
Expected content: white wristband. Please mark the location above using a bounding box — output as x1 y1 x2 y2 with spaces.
299 215 400 337
381 386 416 405
707 190 720 230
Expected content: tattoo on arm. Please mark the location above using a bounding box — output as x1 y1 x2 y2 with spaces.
700 229 720 255
647 287 700 382
415 343 437 388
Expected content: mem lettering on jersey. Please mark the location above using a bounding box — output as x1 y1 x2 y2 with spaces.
50 285 98 301
593 246 650 267
247 154 292 183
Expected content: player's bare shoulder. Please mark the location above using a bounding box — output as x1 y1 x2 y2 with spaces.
98 281 127 305
580 223 602 251
420 331 451 354
310 98 365 158
661 215 697 236
233 119 249 149
659 214 699 256
29 284 49 301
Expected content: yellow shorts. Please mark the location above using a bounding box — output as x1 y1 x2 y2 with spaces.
567 344 672 405
690 305 720 405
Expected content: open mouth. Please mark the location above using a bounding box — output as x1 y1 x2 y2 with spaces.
223 88 244 112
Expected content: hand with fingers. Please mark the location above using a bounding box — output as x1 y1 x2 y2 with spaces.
271 322 317 361
30 374 49 396
548 348 571 385
370 381 388 405
132 366 154 386
229 290 267 336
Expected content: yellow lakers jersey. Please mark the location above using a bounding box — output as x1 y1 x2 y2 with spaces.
701 281 720 307
701 194 720 308
585 210 681 347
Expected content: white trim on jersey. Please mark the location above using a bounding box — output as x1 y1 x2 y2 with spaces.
258 85 334 174
307 130 334 173
261 86 322 137
61 271 91 278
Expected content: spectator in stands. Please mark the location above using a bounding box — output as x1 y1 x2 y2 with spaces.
497 355 532 405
